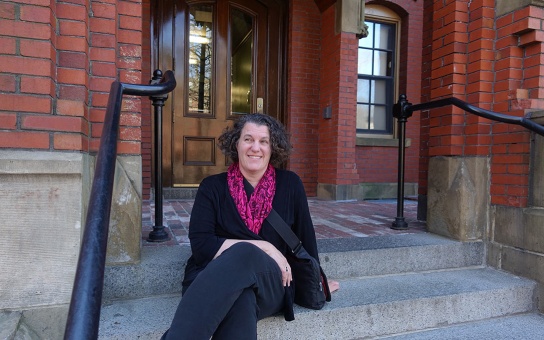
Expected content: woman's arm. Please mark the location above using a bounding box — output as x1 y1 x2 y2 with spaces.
188 178 228 267
214 239 292 287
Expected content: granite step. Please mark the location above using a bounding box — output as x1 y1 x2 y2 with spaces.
0 310 41 340
98 267 536 339
103 233 484 302
379 313 544 340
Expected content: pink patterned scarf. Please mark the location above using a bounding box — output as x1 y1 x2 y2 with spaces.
227 163 276 234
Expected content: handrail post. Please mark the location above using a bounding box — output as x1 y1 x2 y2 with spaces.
147 69 170 242
391 94 413 230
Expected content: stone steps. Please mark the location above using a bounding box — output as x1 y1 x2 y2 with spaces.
0 311 40 340
98 267 537 339
379 313 544 339
96 233 543 339
102 233 484 301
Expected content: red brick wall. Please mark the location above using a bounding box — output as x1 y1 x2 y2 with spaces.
421 0 544 208
419 0 432 195
0 1 142 155
286 0 322 196
0 1 58 149
90 0 143 155
141 0 153 199
491 5 544 207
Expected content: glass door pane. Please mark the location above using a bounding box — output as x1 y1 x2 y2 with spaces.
188 5 213 115
230 7 253 115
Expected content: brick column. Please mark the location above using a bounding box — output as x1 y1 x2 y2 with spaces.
88 0 144 265
316 4 359 200
425 0 490 241
286 0 321 196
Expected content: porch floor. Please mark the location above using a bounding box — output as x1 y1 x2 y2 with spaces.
142 198 427 247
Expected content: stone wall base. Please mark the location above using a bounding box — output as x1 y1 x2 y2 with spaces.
317 182 417 201
0 151 88 310
0 150 142 312
106 156 143 265
317 183 360 201
488 205 544 312
426 156 490 241
359 182 417 200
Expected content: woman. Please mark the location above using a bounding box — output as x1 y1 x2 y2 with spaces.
162 113 339 339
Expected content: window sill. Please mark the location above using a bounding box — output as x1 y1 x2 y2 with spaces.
356 136 411 147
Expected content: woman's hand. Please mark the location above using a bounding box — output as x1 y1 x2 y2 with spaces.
262 242 292 287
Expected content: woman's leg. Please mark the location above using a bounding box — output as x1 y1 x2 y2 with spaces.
213 288 257 340
163 242 285 340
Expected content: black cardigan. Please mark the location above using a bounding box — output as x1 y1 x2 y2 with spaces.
182 168 319 288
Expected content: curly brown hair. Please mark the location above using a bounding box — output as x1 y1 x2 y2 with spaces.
218 113 291 167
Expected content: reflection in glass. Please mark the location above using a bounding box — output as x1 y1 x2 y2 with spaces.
357 79 370 102
357 49 372 75
188 5 213 114
230 8 253 115
356 104 370 130
370 105 386 130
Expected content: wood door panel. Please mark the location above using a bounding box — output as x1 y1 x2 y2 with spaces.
183 137 216 166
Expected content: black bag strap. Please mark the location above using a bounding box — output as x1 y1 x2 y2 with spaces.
243 178 303 253
266 209 303 254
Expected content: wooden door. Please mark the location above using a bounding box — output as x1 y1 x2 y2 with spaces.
154 0 285 187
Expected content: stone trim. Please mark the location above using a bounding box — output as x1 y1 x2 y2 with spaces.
317 182 417 201
317 183 361 201
496 0 544 17
356 137 412 147
358 182 417 200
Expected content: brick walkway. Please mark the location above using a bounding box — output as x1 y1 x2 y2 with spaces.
142 198 426 246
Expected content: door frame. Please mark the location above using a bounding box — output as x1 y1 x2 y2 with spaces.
149 0 288 188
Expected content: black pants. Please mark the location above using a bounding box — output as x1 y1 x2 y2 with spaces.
162 242 285 340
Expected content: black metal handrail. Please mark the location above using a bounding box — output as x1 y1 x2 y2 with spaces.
392 94 544 230
64 70 176 339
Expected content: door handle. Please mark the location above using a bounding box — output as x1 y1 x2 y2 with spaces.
257 97 264 114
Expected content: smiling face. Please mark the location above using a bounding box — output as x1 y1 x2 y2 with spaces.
236 122 272 181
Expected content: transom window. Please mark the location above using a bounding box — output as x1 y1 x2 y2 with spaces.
357 20 396 135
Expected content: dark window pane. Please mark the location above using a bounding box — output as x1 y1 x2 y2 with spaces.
375 23 393 50
374 51 389 76
372 80 386 104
